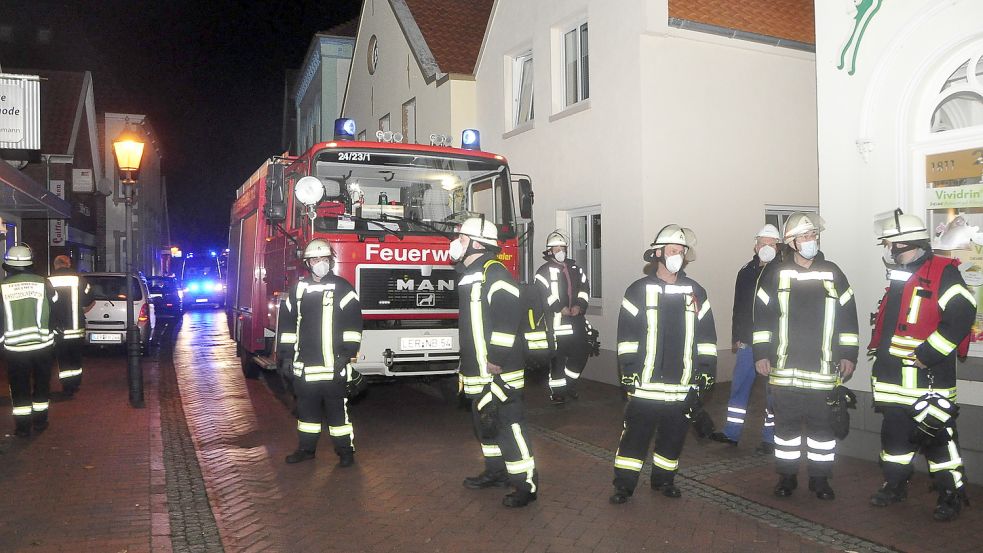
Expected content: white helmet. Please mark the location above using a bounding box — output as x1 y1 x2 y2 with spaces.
3 244 33 267
756 224 781 240
874 209 930 243
302 239 334 259
783 212 825 244
545 230 568 248
651 224 697 262
458 217 498 246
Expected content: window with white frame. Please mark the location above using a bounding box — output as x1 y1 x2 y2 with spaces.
379 113 390 134
402 98 417 143
562 22 589 107
564 206 601 299
512 52 534 127
764 205 819 238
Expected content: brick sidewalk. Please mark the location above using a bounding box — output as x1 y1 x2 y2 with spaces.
0 346 168 553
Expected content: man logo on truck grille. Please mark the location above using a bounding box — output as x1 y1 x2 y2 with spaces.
416 293 436 307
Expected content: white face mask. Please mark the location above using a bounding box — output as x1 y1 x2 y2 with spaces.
448 239 466 262
553 250 566 263
311 260 331 278
758 245 776 263
798 240 819 260
664 254 684 274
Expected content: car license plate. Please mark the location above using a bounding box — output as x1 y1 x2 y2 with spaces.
195 298 209 303
400 336 452 351
90 333 121 343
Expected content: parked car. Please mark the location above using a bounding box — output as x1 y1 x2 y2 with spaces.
148 275 184 319
84 272 155 355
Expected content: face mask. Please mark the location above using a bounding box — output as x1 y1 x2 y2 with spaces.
758 245 776 263
664 254 684 274
448 239 466 262
798 240 818 260
553 250 567 263
311 260 331 278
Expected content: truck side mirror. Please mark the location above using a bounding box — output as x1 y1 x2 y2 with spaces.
264 162 287 222
517 178 533 220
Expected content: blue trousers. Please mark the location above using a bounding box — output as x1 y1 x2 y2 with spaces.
722 347 774 443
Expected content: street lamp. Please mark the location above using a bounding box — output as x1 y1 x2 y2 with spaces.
113 119 146 408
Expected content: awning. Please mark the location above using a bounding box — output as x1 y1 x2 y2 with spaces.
0 160 71 218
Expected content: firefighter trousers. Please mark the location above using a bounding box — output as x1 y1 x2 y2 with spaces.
879 405 965 491
471 393 537 494
6 347 54 431
549 325 589 396
613 397 689 491
294 378 353 456
722 347 774 443
55 336 84 393
772 387 836 478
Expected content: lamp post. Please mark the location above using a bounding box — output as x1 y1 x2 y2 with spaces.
113 119 146 408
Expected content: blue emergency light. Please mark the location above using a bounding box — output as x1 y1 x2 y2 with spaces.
461 129 480 151
334 118 357 140
210 251 217 257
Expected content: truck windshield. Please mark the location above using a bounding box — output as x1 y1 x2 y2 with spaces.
302 149 515 236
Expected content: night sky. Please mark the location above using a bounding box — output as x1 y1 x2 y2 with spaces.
1 0 362 252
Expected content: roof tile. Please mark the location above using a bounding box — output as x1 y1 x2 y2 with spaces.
403 0 494 75
669 0 815 45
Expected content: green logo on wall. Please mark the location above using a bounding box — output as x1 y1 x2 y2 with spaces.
838 0 884 76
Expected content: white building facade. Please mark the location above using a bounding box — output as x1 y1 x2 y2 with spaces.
816 0 983 479
474 0 820 384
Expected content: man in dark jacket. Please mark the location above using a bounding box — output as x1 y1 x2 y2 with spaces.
611 225 717 504
453 217 538 508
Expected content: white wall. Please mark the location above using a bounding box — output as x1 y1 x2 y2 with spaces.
343 0 475 143
476 0 819 383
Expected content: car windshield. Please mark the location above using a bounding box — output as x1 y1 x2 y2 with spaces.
182 258 221 281
87 276 144 301
294 149 515 236
148 277 177 293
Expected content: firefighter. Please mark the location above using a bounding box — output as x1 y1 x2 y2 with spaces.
48 255 92 397
869 210 974 522
453 217 538 508
276 239 362 466
753 212 858 500
534 230 591 404
610 225 717 504
709 224 780 453
0 244 59 437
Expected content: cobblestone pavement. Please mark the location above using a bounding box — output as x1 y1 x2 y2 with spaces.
2 310 982 552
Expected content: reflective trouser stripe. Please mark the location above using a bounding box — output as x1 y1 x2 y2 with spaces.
297 421 321 433
564 368 580 380
59 369 83 379
726 406 746 425
880 451 915 465
774 434 801 460
652 453 678 471
32 402 49 412
12 406 32 416
329 424 353 437
614 455 643 472
482 444 502 457
506 423 536 493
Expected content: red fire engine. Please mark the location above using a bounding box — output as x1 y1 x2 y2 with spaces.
227 120 533 378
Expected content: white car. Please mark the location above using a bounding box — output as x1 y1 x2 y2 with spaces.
84 272 156 355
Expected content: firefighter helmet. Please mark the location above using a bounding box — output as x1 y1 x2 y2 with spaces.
650 224 697 262
756 224 781 240
783 212 825 244
3 244 33 267
545 230 568 248
302 239 334 259
912 392 959 442
874 208 930 243
458 216 499 246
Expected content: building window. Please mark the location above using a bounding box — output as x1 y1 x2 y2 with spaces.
565 206 601 299
563 22 589 107
512 52 534 127
764 205 819 237
930 54 983 132
402 98 416 143
357 130 366 141
379 113 390 135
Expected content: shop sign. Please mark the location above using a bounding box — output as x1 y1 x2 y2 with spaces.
72 168 94 193
926 183 983 209
0 74 40 149
49 180 66 246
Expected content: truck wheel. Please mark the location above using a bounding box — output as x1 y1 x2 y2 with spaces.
239 349 261 379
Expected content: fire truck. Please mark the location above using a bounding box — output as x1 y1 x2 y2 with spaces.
227 119 533 379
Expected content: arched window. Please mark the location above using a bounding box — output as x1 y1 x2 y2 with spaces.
930 53 983 132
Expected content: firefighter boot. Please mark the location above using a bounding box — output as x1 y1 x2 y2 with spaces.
463 470 509 489
502 490 537 508
338 452 355 468
285 449 316 464
609 487 633 504
773 474 798 497
550 393 566 405
933 489 968 522
651 477 682 498
14 421 31 438
808 477 835 500
870 481 908 507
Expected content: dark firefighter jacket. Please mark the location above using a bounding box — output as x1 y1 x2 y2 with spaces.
732 255 765 345
534 258 590 339
48 268 92 340
0 269 59 352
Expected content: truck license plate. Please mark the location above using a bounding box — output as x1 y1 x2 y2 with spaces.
90 333 122 343
400 336 452 351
